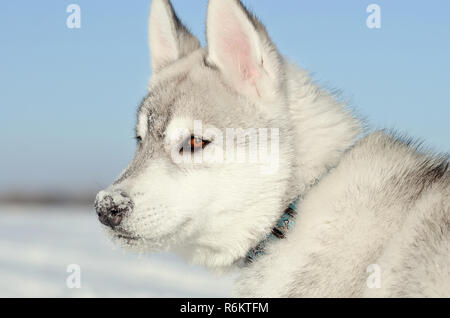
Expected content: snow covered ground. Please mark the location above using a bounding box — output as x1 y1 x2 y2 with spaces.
0 205 234 298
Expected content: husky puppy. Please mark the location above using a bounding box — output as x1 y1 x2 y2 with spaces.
95 0 449 297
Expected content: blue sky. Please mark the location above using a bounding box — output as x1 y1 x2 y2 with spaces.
0 0 449 192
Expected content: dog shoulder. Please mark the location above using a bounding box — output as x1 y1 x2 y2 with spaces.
341 130 449 194
273 131 449 297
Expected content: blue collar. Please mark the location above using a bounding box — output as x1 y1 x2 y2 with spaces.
245 198 299 264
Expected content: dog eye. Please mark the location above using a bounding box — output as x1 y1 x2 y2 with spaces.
135 136 142 144
180 136 210 153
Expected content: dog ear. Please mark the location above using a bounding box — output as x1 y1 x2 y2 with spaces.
206 0 283 101
149 0 201 73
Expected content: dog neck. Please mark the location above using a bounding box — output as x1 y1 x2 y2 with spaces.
284 62 362 196
237 64 361 267
245 198 299 264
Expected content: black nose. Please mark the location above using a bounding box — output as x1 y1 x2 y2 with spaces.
94 191 134 228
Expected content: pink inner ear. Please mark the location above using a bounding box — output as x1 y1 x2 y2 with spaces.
221 24 260 82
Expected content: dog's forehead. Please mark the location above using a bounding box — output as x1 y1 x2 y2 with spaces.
140 75 220 131
138 75 187 137
137 54 269 138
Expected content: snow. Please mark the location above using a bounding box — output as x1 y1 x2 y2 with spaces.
0 205 234 297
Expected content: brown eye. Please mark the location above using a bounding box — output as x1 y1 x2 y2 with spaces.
191 136 205 149
180 136 210 154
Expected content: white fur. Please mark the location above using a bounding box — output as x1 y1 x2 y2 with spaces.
96 0 450 297
149 0 200 72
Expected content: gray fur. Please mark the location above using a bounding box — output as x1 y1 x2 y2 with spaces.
95 0 450 297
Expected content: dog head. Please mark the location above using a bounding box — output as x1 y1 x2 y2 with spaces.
95 0 298 269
